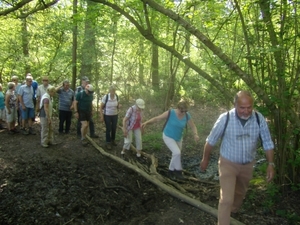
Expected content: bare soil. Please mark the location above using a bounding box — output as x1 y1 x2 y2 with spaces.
0 105 299 225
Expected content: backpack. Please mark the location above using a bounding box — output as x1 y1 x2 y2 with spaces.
162 109 188 132
103 93 119 113
222 111 261 141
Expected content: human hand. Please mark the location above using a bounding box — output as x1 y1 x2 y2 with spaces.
141 123 147 130
266 164 275 182
200 159 209 172
194 134 199 142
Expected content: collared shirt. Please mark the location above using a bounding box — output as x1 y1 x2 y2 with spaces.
57 88 74 111
18 85 34 108
37 84 52 99
102 93 118 115
206 108 274 164
125 105 142 132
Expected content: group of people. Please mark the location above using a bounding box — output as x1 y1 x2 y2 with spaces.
1 77 275 225
119 90 275 225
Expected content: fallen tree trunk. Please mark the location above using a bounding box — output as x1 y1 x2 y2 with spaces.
87 135 245 225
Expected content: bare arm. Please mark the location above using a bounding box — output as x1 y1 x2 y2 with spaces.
44 102 51 123
265 149 275 182
122 116 129 137
100 102 105 122
5 93 11 114
200 142 214 171
141 111 169 128
188 118 199 142
73 100 79 118
18 95 25 109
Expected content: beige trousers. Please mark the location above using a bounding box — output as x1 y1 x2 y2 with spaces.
40 117 54 145
218 157 255 225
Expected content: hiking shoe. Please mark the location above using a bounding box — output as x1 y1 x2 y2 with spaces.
136 153 141 157
21 128 29 135
81 139 88 146
8 130 15 135
121 150 125 155
29 127 36 135
41 144 49 148
168 170 176 180
12 129 20 133
174 170 185 180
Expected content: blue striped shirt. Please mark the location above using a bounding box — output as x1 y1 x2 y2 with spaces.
206 109 274 164
57 88 74 111
18 84 34 108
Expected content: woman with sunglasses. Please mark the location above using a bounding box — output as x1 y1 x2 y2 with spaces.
142 100 199 180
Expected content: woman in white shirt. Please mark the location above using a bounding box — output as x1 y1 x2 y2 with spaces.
100 85 119 150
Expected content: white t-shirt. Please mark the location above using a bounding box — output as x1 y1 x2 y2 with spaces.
102 93 118 115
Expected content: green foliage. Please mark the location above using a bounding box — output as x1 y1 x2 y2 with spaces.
142 132 164 151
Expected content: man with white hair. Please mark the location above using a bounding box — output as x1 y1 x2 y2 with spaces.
18 75 36 135
36 76 52 113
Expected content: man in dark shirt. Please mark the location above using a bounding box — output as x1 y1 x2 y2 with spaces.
73 84 94 146
75 76 98 138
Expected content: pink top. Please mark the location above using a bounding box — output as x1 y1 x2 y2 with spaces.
133 112 141 130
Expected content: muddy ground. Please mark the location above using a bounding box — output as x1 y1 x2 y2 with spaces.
0 105 299 225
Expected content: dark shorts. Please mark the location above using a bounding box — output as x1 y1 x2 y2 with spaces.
78 111 92 122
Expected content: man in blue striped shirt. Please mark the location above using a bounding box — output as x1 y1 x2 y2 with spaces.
57 80 74 134
200 90 275 225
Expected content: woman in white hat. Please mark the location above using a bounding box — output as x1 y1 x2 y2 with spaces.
121 98 145 157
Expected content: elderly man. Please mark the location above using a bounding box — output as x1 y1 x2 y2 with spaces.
18 75 36 135
56 80 74 134
73 84 94 146
75 76 98 138
200 90 275 225
39 86 57 147
36 76 52 113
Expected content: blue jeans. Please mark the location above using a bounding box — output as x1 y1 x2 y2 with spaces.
104 114 118 143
